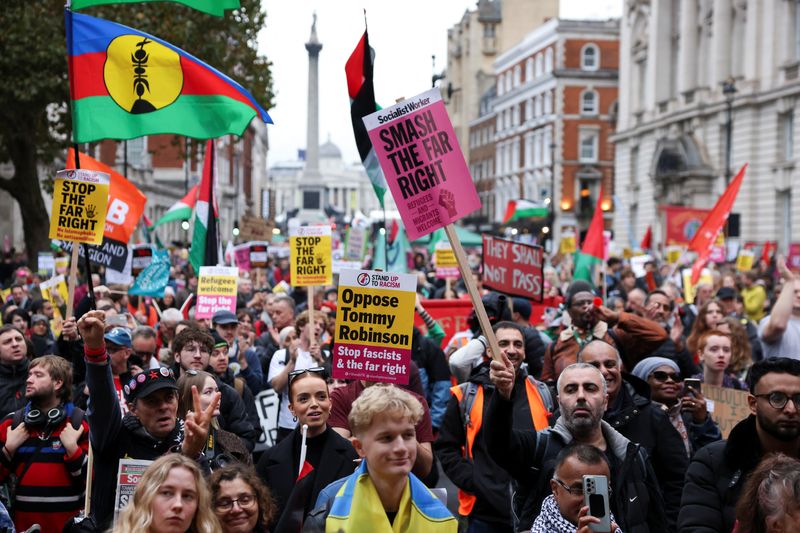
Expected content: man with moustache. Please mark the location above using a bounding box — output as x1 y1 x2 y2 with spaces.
485 359 668 533
678 357 800 532
0 325 29 417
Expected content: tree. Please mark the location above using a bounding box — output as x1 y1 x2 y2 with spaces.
0 0 273 268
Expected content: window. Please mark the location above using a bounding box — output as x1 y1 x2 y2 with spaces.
579 131 598 162
581 44 600 71
781 111 794 160
581 90 598 115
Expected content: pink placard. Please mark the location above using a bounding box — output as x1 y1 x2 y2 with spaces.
363 88 481 240
195 295 236 318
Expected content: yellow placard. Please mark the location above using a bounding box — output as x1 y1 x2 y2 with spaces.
666 246 683 264
49 169 109 245
290 226 332 287
682 268 714 304
736 250 755 272
333 269 417 384
559 235 577 255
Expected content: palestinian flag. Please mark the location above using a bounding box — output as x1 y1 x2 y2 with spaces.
152 185 199 227
574 189 606 284
502 199 548 224
71 0 240 17
345 30 387 207
189 140 220 272
66 10 271 143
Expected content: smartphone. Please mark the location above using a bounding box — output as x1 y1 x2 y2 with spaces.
583 475 612 532
684 378 702 397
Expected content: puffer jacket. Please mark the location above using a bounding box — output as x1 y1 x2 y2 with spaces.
678 415 768 533
484 392 669 533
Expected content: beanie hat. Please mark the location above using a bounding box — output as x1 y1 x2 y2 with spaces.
631 357 680 381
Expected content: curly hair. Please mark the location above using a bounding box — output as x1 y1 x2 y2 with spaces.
686 300 724 355
716 316 753 374
735 453 800 533
172 327 214 355
294 310 328 337
113 453 220 533
209 463 276 532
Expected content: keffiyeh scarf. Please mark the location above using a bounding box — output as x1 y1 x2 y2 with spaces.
530 495 622 533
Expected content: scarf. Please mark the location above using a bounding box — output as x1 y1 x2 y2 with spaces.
325 461 456 533
530 495 622 533
558 316 609 346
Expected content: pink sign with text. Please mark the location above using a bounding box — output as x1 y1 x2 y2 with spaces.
363 88 481 240
195 266 238 319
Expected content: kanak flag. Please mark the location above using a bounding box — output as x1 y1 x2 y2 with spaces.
66 148 146 243
688 164 747 254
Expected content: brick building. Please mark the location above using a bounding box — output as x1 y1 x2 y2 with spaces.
489 18 619 245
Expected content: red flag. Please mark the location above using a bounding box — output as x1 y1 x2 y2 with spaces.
640 226 652 251
274 461 315 533
762 242 776 264
688 164 747 253
691 248 712 285
581 188 606 260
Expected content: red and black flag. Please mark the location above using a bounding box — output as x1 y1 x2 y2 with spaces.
273 460 316 533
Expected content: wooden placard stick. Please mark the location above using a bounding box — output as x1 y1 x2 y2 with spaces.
65 245 80 319
444 224 502 361
307 285 315 346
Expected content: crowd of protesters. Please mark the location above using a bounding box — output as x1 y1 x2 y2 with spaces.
0 242 797 533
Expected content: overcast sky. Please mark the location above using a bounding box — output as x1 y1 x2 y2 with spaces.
258 0 622 165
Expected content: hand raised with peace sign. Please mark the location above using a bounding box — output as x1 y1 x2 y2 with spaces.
181 384 221 458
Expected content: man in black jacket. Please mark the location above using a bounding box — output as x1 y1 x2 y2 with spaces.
172 327 260 450
0 325 29 418
486 358 668 533
435 322 554 531
678 357 800 532
78 310 219 530
578 338 687 529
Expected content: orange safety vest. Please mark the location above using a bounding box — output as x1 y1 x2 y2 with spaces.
449 378 552 516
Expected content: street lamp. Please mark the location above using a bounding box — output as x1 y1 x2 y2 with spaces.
722 77 737 185
548 141 557 246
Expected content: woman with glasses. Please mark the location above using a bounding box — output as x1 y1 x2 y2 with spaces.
632 357 721 458
210 463 276 533
256 367 358 529
113 453 220 533
177 369 252 467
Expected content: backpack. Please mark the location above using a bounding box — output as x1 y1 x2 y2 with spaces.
457 376 555 433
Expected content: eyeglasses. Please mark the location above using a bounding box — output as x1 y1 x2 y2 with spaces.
106 344 128 353
181 344 210 355
214 493 256 512
754 392 800 410
651 371 681 383
288 367 326 386
552 478 584 496
134 350 155 360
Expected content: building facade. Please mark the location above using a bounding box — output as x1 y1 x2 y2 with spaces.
488 18 619 242
614 0 800 251
442 0 558 165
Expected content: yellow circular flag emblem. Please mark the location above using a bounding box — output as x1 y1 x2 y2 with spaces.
104 35 183 114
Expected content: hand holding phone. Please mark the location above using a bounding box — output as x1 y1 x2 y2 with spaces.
683 378 702 398
583 475 611 532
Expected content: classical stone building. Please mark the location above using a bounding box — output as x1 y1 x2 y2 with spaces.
442 0 559 165
613 0 800 250
484 18 619 242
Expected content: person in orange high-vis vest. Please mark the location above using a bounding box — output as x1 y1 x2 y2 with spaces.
434 321 555 533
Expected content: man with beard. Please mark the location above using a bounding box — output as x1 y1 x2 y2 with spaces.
678 357 800 532
541 280 667 381
485 360 668 532
0 355 88 532
578 339 688 529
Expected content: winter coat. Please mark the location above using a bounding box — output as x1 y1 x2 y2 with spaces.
605 375 688 529
678 415 778 533
0 359 28 418
484 391 669 533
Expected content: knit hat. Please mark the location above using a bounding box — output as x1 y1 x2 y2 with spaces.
631 357 681 381
566 280 595 306
210 330 229 349
30 314 49 326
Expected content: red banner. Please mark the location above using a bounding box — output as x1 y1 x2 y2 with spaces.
481 235 544 302
661 205 709 246
414 296 562 347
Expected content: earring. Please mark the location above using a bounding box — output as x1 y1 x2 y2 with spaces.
293 416 297 422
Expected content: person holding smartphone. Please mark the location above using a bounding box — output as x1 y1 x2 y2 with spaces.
531 443 622 533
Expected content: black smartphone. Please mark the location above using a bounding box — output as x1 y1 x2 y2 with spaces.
684 378 702 397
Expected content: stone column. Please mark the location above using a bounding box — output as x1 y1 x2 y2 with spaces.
305 14 322 178
713 0 732 85
678 0 698 93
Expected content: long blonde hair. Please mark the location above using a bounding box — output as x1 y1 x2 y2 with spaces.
112 453 220 533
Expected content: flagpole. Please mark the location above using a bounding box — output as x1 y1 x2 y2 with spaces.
298 424 309 477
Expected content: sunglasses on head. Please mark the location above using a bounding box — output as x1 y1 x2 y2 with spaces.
288 367 326 386
651 370 681 383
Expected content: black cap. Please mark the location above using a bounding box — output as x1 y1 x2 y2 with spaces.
512 297 532 321
716 287 738 300
124 367 177 402
212 309 238 325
